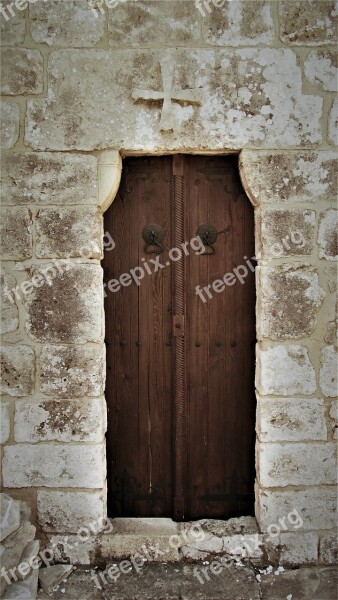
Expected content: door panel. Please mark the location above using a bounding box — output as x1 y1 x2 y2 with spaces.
104 155 255 520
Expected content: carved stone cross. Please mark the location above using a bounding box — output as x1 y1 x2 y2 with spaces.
132 55 201 133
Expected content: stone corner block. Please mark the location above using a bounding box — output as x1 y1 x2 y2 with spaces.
256 397 327 442
256 344 316 396
37 490 106 533
0 345 35 397
320 345 337 397
257 208 315 260
318 209 338 261
98 150 122 214
0 102 20 149
0 207 33 260
278 532 318 566
0 49 43 95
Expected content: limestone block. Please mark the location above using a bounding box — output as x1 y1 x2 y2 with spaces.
1 272 19 334
257 266 325 340
25 48 322 151
38 565 74 595
320 533 338 564
36 208 103 259
329 401 337 440
320 345 337 397
257 443 337 487
0 207 33 260
279 0 338 45
2 569 38 599
0 400 10 444
0 494 21 542
46 535 97 565
100 534 179 562
108 0 201 47
30 0 105 47
0 521 36 595
39 344 105 398
328 98 338 145
256 486 337 532
240 151 337 204
0 152 98 206
256 397 327 442
2 444 106 488
0 49 43 95
14 398 106 443
304 49 338 91
15 539 40 580
37 491 105 533
256 344 316 396
318 209 338 260
24 264 103 344
0 2 26 46
274 532 318 566
202 0 275 46
0 345 35 397
0 102 19 149
257 209 315 259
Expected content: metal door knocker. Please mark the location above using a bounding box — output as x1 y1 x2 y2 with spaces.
196 224 218 255
142 224 164 254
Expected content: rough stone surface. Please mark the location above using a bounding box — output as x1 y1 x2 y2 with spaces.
256 344 316 395
1 272 19 334
320 345 337 397
0 207 33 260
318 209 338 260
328 97 338 145
38 567 102 599
192 516 259 537
24 264 103 344
320 533 338 564
0 48 43 95
261 566 337 600
36 208 103 259
0 345 35 397
329 401 338 440
0 2 26 46
257 266 325 340
30 0 105 47
2 444 106 488
39 344 105 398
38 564 75 594
256 486 337 532
276 532 319 566
257 209 315 259
0 152 98 206
15 539 40 580
279 0 338 45
256 397 327 442
240 151 337 204
108 0 201 47
37 491 105 533
0 399 10 444
0 102 20 149
257 443 337 487
304 49 338 91
0 494 21 542
0 521 36 595
25 48 322 151
2 569 38 600
46 535 97 565
100 534 179 563
14 398 106 443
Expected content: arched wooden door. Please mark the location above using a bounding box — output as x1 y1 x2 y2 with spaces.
103 155 256 521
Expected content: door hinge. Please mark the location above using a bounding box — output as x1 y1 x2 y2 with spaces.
173 315 185 337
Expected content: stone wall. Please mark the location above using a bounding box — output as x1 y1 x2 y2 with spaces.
0 0 337 566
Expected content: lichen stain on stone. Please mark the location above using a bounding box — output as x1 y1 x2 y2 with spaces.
36 401 84 437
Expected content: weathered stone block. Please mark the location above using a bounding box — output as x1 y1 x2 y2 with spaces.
257 209 315 259
320 533 338 564
257 443 337 487
304 49 338 91
25 264 103 344
100 534 179 562
320 345 337 397
37 491 105 533
30 0 105 46
329 401 337 440
256 397 327 442
328 98 337 145
1 152 98 206
240 151 337 204
257 266 325 340
3 564 38 599
325 321 337 344
0 102 19 149
1 272 19 334
39 344 105 398
279 0 338 45
25 48 322 150
0 207 33 260
0 400 10 444
0 2 26 46
0 494 21 542
0 345 35 397
36 208 103 259
276 532 318 566
202 0 275 46
0 49 43 95
38 565 74 595
256 486 337 532
256 344 316 395
14 398 106 443
46 534 97 565
318 209 338 260
2 444 106 488
108 0 201 47
0 521 36 596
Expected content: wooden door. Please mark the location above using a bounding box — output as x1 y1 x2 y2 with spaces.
104 155 256 520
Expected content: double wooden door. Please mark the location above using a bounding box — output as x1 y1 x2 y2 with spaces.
104 155 256 521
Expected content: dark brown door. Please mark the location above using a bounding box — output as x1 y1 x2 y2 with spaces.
103 155 256 520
